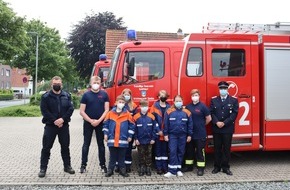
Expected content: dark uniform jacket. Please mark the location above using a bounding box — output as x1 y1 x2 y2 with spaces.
40 90 74 125
210 95 239 134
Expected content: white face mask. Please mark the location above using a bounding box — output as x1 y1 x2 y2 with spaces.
91 84 100 90
191 96 199 102
117 103 125 110
124 95 131 101
140 106 148 114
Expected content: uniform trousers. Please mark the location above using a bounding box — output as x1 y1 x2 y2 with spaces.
213 133 233 170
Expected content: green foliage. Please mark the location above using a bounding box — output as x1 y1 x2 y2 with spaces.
11 19 78 94
29 93 42 106
0 89 13 100
0 0 27 62
0 105 41 117
71 94 81 109
68 11 127 81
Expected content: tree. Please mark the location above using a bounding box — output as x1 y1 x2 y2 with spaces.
0 0 27 62
12 19 77 94
67 11 126 81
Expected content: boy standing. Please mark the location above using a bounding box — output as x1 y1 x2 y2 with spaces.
134 99 160 176
103 95 135 177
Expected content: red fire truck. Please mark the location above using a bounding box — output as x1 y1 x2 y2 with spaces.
104 23 290 151
91 54 110 84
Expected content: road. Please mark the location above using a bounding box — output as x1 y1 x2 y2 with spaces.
0 98 30 108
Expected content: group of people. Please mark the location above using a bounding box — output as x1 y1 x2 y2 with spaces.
38 76 239 179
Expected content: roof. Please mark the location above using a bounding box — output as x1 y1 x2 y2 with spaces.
105 30 185 58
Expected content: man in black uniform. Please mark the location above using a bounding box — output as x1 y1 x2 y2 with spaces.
38 76 75 178
210 81 239 176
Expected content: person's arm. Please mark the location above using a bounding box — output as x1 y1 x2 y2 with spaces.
205 115 212 125
98 101 109 122
210 99 219 125
61 93 74 123
80 103 94 124
40 95 56 124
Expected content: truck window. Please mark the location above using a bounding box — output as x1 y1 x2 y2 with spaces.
123 51 164 84
212 49 245 77
106 48 120 87
186 48 203 76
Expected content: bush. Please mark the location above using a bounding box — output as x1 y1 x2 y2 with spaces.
71 94 81 109
0 89 13 100
29 91 81 109
0 105 41 117
0 94 13 100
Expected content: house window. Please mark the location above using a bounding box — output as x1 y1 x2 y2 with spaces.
6 69 10 77
1 68 4 76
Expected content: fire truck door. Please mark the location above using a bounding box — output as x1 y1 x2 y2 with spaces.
206 39 255 148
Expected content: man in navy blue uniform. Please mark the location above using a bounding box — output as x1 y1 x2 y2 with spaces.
210 81 239 175
38 76 75 178
79 76 109 173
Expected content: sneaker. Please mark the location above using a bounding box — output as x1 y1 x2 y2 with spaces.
38 169 46 178
164 172 176 178
64 166 75 174
101 165 107 173
177 171 183 177
80 165 86 173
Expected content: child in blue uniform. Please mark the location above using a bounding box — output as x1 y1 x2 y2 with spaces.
134 99 160 176
163 95 193 178
103 95 135 177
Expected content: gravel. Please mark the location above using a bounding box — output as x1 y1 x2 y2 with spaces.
1 181 290 190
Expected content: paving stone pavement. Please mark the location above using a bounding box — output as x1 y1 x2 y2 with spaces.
0 110 290 186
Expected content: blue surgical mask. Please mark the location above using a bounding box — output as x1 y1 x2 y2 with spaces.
174 102 183 109
219 89 228 97
124 95 131 101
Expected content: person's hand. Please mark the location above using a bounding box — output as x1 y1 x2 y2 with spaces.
104 135 108 142
216 121 225 128
186 136 192 143
164 135 169 142
91 119 101 127
150 140 155 144
128 137 132 142
54 118 64 128
135 140 140 145
158 131 163 136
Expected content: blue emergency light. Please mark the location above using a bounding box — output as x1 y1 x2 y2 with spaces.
127 29 137 40
99 54 107 61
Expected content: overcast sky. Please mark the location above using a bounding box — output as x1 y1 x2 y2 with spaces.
6 0 290 39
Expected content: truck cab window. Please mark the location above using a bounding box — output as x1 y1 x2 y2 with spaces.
122 51 164 84
186 48 203 76
212 49 245 77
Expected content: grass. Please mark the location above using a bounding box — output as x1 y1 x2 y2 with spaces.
0 105 41 117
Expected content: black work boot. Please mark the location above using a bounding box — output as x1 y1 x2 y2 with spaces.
105 169 114 177
146 166 151 176
138 166 145 176
101 165 107 173
38 169 46 178
80 165 86 173
64 166 75 174
119 167 129 177
197 168 204 176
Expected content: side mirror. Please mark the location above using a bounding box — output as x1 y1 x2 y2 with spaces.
128 57 135 76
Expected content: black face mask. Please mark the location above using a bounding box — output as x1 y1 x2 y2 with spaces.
52 84 61 92
160 97 167 102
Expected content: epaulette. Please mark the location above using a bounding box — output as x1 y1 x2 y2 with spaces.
211 96 217 99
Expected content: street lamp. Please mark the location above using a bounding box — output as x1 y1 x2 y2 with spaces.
27 32 38 101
